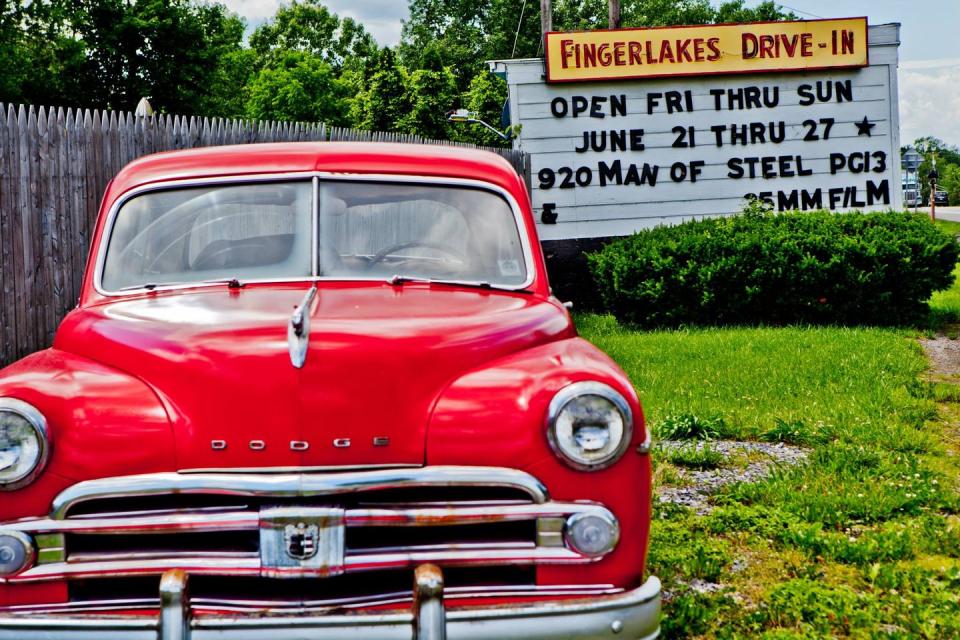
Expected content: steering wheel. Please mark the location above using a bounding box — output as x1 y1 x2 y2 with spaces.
366 241 466 269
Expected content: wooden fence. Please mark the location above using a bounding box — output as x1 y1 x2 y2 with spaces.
0 103 528 365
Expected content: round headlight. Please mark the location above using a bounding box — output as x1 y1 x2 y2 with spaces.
565 512 620 557
0 531 34 576
0 399 49 490
546 381 633 471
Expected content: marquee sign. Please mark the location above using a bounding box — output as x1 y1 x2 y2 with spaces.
545 18 869 83
491 21 901 242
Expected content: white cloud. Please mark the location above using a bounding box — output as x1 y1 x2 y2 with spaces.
220 0 408 45
899 60 960 147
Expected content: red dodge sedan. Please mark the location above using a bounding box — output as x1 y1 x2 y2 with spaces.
0 143 660 639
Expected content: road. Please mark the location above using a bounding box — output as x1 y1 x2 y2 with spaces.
924 206 960 222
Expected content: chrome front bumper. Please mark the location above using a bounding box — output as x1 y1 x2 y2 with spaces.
0 569 661 640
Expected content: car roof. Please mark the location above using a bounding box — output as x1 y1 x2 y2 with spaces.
108 142 525 198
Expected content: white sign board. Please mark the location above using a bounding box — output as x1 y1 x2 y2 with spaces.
492 23 901 241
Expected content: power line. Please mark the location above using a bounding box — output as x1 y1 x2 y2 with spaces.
776 3 825 19
511 0 528 58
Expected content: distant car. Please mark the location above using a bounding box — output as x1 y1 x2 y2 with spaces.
0 142 660 639
922 190 949 206
904 189 921 207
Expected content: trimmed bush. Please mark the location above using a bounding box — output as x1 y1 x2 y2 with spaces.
587 207 959 327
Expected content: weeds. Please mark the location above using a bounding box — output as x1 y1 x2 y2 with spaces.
662 442 726 470
577 310 960 638
657 414 728 440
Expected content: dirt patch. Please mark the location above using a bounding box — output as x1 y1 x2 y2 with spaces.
920 336 960 376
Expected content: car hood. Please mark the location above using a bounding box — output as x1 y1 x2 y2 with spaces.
55 284 573 470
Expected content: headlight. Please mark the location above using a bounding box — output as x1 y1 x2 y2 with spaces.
0 398 49 490
0 531 34 576
565 511 620 557
545 381 633 471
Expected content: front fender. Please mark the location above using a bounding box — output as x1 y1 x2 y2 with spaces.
0 349 175 521
426 337 652 590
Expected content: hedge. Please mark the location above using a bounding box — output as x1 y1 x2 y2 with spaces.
586 207 960 327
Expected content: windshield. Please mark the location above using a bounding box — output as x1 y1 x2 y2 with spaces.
100 179 528 292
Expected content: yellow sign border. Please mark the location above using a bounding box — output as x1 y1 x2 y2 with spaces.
545 18 869 83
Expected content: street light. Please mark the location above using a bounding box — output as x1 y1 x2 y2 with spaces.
447 109 511 142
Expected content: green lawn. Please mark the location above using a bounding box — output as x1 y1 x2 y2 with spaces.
930 218 960 327
577 313 960 638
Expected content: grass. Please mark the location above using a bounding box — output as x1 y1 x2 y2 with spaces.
576 309 960 638
661 442 726 470
929 218 960 329
579 314 935 445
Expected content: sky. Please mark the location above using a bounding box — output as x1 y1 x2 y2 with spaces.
220 0 960 147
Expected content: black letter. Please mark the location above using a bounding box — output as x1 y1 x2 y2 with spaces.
599 160 623 186
550 98 568 117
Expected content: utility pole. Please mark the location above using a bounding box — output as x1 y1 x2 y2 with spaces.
540 0 552 42
609 0 621 29
929 156 939 222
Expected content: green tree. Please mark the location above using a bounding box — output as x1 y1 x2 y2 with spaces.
0 1 88 107
451 70 509 146
245 50 350 125
940 164 960 206
66 0 245 113
250 0 376 71
200 47 258 119
350 48 410 131
400 0 796 85
397 66 459 139
914 137 960 204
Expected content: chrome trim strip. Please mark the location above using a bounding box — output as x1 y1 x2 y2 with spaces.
49 467 550 519
346 502 608 527
2 585 624 615
9 511 259 534
311 176 319 277
68 551 256 563
92 172 538 298
12 502 609 535
177 464 422 474
7 546 594 582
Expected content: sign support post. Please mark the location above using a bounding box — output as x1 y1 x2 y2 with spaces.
609 0 621 29
540 0 552 46
930 159 939 221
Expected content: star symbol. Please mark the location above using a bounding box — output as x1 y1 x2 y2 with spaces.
855 117 876 137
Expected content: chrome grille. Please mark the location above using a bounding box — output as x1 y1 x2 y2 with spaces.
2 467 619 608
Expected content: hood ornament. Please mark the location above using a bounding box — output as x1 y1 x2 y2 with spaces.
288 285 318 369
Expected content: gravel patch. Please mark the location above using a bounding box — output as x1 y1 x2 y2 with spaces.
657 440 809 514
920 336 960 376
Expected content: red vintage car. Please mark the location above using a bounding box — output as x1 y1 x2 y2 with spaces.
0 143 659 639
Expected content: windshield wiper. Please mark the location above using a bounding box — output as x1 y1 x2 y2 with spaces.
387 274 530 294
203 278 246 289
114 278 245 292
